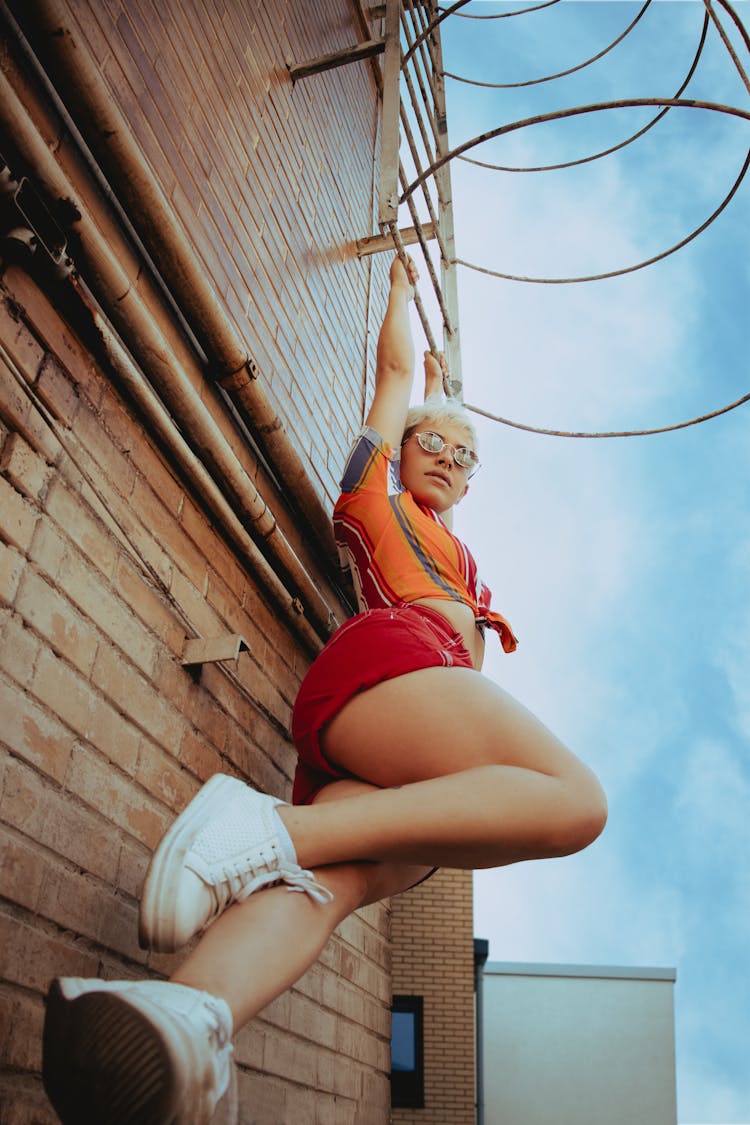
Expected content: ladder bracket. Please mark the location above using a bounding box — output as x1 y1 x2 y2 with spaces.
288 38 385 83
182 634 250 667
356 222 436 258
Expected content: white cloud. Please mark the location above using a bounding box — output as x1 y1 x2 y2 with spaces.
422 10 750 1121
714 537 750 740
675 736 750 875
474 834 688 968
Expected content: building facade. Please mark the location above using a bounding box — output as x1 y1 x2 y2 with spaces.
0 2 408 1120
480 962 678 1125
390 868 478 1125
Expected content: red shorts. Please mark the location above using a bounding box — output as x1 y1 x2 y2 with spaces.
291 603 474 805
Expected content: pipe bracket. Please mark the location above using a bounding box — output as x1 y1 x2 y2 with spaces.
182 633 250 667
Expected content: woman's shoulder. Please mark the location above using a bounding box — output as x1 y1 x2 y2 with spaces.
352 425 398 459
339 426 401 496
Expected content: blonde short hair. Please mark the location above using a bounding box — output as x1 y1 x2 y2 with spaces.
402 399 478 451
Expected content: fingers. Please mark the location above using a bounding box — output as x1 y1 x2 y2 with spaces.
390 253 419 291
423 350 447 375
404 254 419 286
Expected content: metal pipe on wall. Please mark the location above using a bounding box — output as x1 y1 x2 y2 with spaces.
0 61 341 640
87 306 324 656
13 0 338 562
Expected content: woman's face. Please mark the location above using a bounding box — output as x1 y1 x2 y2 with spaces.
399 421 476 512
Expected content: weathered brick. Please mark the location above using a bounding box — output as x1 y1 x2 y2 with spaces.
152 650 192 715
0 909 99 991
58 547 157 675
279 1084 318 1125
27 514 67 580
44 475 118 578
0 346 61 464
0 431 53 501
31 648 140 774
0 829 45 911
16 569 98 676
3 990 45 1072
0 1083 60 1125
2 271 98 407
0 542 25 607
96 892 146 963
178 724 224 782
0 673 74 783
68 396 138 502
65 744 171 850
135 740 195 813
0 756 46 839
168 567 217 640
234 1068 288 1122
114 554 185 655
38 860 106 943
261 1026 319 1087
0 296 44 384
35 354 82 424
91 643 182 753
0 474 39 553
233 1020 267 1071
115 835 151 899
129 475 206 590
183 678 230 749
39 786 121 884
0 986 12 1059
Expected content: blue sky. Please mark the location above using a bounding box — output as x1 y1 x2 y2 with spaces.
405 3 749 1121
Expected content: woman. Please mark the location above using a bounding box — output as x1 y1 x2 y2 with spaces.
42 257 607 1124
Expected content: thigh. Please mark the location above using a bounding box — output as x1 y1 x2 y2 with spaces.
321 665 588 789
311 777 434 900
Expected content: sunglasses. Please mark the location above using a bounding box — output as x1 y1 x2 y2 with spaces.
414 431 480 473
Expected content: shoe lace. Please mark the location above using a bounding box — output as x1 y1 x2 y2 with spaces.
274 862 334 905
206 844 334 911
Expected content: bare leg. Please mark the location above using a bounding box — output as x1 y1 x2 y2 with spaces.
171 670 606 1032
279 666 607 870
171 780 431 1030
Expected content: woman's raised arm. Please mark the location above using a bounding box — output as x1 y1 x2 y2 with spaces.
365 256 419 446
422 349 447 403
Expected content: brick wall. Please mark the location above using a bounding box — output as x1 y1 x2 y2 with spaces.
0 2 396 1121
391 869 477 1125
48 0 385 507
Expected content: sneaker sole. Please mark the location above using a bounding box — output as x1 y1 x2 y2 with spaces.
43 980 182 1125
138 774 240 952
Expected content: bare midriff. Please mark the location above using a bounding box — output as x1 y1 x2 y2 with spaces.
413 596 485 671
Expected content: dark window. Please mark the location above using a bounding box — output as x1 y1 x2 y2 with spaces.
391 995 424 1108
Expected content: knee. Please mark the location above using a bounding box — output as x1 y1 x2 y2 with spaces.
318 861 431 912
553 773 608 857
314 862 373 915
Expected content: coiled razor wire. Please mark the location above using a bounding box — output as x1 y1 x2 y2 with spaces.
400 99 750 206
464 391 750 440
442 0 561 18
457 12 709 174
453 140 750 285
444 0 653 89
390 0 749 437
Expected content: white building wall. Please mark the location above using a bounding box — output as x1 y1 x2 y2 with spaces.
482 963 677 1125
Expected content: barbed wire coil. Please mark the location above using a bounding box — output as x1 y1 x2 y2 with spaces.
464 390 750 438
444 0 652 89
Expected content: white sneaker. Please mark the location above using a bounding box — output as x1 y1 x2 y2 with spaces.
139 773 333 952
42 978 236 1125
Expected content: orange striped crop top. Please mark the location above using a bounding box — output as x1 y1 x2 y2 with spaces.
334 427 517 653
